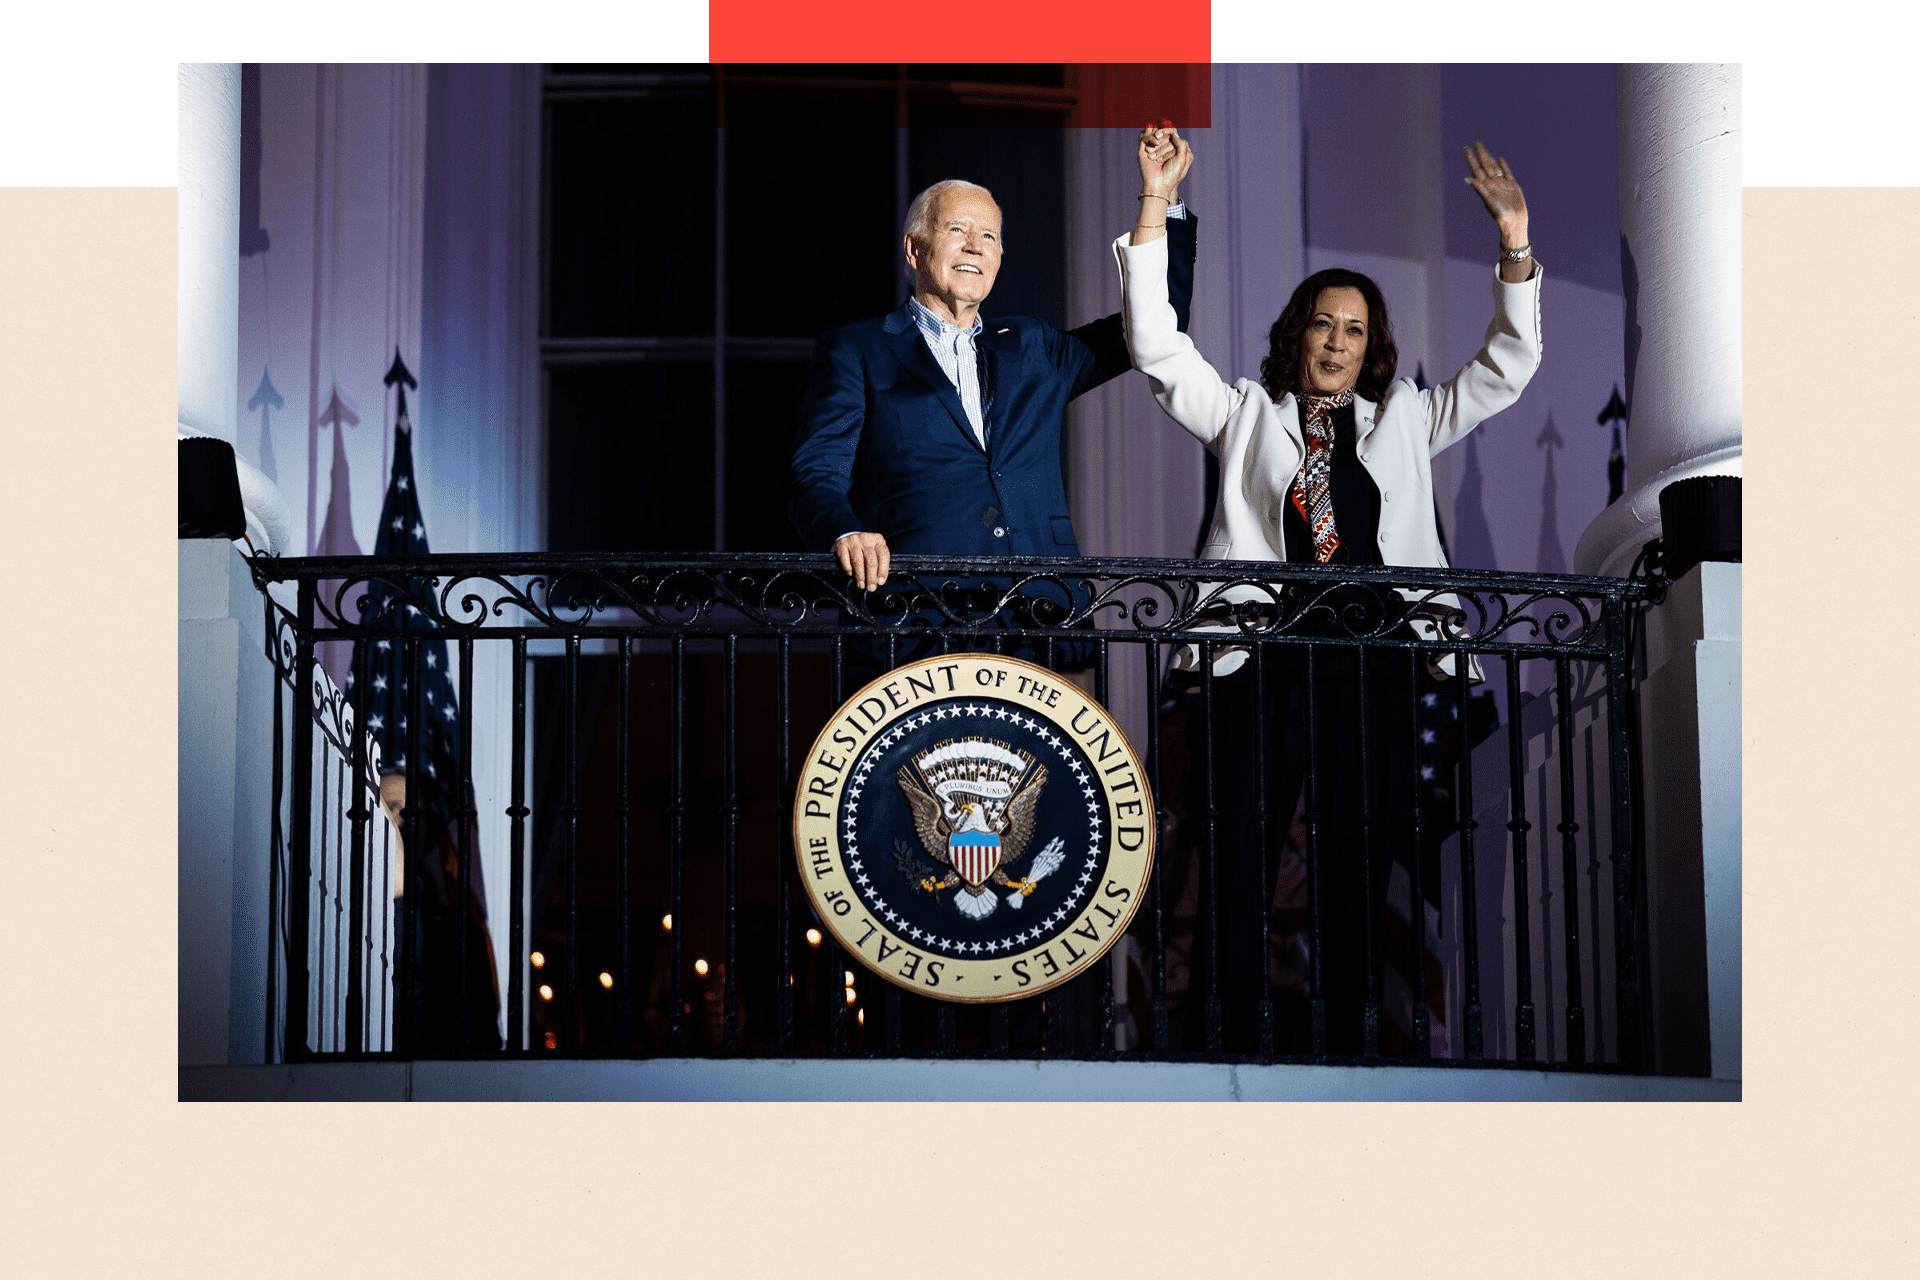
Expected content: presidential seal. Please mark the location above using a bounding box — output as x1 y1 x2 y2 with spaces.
793 655 1154 1003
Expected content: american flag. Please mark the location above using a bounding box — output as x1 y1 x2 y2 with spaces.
346 395 461 803
344 388 501 1048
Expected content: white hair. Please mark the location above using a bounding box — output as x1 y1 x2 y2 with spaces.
901 179 1000 245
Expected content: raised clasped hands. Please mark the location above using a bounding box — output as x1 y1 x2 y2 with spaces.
1138 123 1193 202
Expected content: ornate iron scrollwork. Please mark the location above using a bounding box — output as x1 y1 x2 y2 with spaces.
249 551 1636 657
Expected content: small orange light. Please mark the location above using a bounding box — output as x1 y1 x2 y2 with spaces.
694 958 710 977
844 988 857 1005
843 969 856 987
661 914 673 932
538 984 554 1001
530 951 546 969
856 1008 865 1025
543 1031 557 1050
806 929 822 947
598 972 613 989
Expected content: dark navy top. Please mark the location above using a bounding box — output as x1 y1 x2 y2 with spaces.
1281 400 1383 566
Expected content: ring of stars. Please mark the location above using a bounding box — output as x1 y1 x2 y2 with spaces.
838 699 1104 961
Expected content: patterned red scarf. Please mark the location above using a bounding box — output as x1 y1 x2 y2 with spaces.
1290 388 1354 564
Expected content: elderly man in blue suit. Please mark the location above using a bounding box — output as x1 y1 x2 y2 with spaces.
789 127 1197 591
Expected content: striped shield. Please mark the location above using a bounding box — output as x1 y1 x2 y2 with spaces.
947 830 1001 888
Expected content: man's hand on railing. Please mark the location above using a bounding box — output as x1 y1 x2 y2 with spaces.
833 531 891 590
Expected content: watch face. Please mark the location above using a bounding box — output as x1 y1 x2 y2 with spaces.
794 654 1155 1003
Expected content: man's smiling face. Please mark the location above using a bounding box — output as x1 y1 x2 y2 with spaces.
904 186 1003 323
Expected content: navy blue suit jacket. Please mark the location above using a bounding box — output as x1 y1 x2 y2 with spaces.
788 214 1197 558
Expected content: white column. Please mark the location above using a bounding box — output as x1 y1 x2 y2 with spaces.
178 63 254 1067
178 64 240 443
1574 64 1741 578
179 64 292 1066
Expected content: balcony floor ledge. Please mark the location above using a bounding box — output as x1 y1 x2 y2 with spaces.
181 1058 1739 1102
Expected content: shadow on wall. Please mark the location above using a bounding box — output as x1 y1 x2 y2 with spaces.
1534 409 1567 575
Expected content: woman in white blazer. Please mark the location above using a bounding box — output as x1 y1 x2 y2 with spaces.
1122 133 1540 1055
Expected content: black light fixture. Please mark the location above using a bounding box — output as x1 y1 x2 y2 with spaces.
178 436 246 540
1657 475 1741 580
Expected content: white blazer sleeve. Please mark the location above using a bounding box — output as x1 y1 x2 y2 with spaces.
1113 233 1241 450
1424 261 1545 457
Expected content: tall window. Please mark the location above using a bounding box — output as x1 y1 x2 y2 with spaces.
540 64 1075 554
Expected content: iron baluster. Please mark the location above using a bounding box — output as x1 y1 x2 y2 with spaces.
265 604 286 1063
286 579 317 1059
828 635 848 1055
1356 641 1379 1059
1554 657 1586 1064
508 636 528 1053
723 633 741 1051
1505 658 1536 1062
1095 637 1117 1059
615 636 633 1053
1253 641 1274 1059
345 639 372 1053
882 632 901 1054
1408 647 1430 1061
456 637 476 1054
1200 639 1222 1054
775 633 795 1052
1610 606 1647 1071
1453 647 1484 1060
562 636 581 1053
1304 643 1325 1056
1144 639 1169 1054
669 634 687 1053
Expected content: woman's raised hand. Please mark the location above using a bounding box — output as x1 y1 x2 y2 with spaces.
1462 140 1528 244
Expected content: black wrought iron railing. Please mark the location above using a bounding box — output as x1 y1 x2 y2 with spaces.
247 551 1664 1071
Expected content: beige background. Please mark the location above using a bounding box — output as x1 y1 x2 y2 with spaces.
0 183 1910 1273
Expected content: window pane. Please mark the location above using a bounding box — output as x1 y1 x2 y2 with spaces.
547 362 715 552
547 64 711 80
908 96 1073 128
724 88 898 337
547 96 716 338
724 358 810 552
908 65 1067 87
722 64 898 82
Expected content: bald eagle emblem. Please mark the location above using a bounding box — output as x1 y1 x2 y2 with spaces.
895 737 1062 922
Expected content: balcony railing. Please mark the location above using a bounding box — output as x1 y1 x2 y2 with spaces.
247 551 1665 1071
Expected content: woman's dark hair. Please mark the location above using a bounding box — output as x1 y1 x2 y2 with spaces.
1259 268 1398 402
